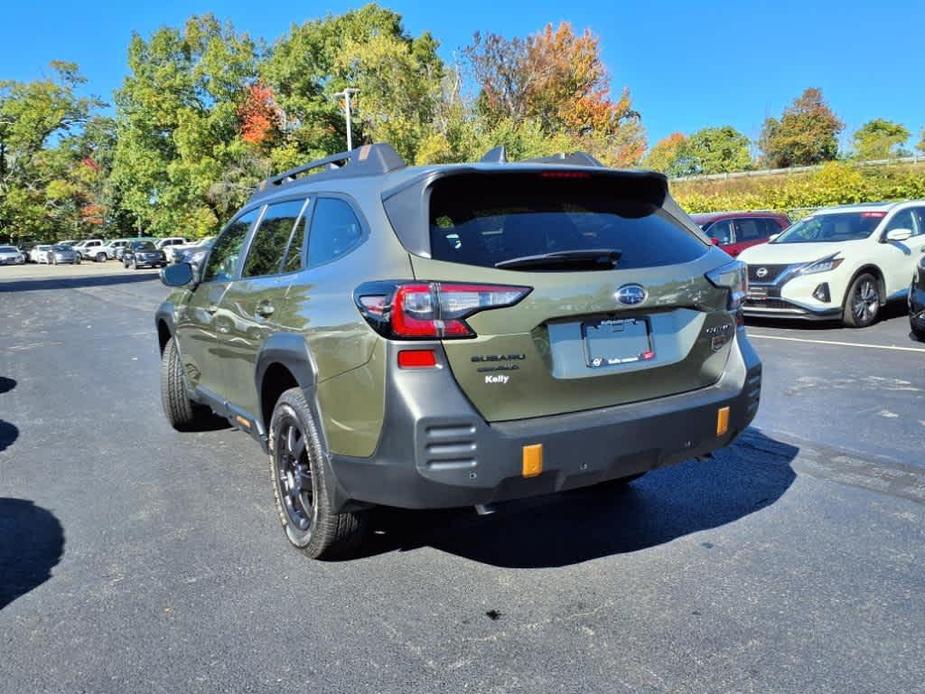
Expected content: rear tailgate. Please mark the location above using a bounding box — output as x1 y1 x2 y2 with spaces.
390 168 734 422
409 256 733 421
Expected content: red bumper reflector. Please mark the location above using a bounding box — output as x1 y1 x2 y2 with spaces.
398 349 438 369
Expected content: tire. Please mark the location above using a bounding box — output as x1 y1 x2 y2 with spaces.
160 336 213 431
268 387 367 560
132 258 138 270
51 256 57 265
843 272 881 328
96 252 106 263
75 255 81 265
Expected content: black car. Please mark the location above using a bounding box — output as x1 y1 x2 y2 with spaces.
123 241 167 270
910 257 925 341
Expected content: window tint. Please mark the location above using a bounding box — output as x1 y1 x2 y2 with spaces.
283 206 310 273
308 198 364 267
705 220 733 245
428 174 706 270
242 199 306 278
885 209 916 235
203 209 259 283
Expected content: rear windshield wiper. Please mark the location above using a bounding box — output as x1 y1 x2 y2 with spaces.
494 249 622 271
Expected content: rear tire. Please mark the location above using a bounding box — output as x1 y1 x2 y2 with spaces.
160 336 213 431
842 272 880 328
96 252 106 263
268 388 367 560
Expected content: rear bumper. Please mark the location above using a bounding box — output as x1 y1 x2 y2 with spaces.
327 333 761 511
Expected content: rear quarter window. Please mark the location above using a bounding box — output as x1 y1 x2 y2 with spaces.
427 173 707 270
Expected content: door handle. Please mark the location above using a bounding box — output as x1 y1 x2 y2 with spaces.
206 304 219 315
256 302 275 318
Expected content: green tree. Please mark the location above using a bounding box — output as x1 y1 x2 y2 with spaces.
0 62 102 242
261 4 443 166
759 87 843 168
111 15 261 238
682 126 752 175
853 119 910 160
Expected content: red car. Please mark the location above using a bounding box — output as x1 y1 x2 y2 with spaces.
690 211 791 257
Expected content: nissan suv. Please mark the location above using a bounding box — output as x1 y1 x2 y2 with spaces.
156 144 762 559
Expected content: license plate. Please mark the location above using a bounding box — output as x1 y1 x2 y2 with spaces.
582 317 655 368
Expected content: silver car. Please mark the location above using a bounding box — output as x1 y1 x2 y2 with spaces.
49 244 80 265
0 245 26 265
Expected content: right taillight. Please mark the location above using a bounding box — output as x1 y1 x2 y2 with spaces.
706 260 747 311
354 281 531 339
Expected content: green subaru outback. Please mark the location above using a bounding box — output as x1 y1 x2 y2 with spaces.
156 144 761 559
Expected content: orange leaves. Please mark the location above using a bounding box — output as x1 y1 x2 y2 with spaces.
238 82 282 146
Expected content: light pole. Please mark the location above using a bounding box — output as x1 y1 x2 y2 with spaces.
332 88 359 151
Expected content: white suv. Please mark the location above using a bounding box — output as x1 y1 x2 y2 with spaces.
739 201 925 327
74 239 106 262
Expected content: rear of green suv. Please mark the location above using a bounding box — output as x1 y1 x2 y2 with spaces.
156 145 761 559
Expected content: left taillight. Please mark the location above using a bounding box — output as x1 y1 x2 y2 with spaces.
354 281 531 339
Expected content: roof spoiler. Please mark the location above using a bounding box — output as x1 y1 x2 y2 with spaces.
255 143 406 193
478 147 605 168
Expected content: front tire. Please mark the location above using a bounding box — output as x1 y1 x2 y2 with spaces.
843 273 880 328
96 252 106 263
268 388 366 560
160 336 213 431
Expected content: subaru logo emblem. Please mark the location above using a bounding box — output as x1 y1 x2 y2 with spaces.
756 267 768 279
615 284 647 306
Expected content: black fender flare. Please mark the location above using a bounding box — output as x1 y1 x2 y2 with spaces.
155 302 177 354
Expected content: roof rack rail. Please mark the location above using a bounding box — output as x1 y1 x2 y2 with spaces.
256 143 406 192
525 152 605 167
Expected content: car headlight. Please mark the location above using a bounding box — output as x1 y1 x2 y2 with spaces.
799 254 843 276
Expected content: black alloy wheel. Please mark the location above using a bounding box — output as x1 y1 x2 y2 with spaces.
272 412 316 535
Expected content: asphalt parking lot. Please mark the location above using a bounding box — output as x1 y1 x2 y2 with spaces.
1 265 924 693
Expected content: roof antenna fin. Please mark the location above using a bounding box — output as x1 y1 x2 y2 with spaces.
480 146 507 164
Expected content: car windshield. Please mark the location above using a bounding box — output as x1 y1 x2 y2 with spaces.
0 246 16 252
133 242 157 250
773 211 885 243
52 245 71 251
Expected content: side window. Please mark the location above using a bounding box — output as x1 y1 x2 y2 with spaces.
885 209 915 235
705 220 733 245
242 199 307 278
735 218 762 241
282 205 310 273
203 209 259 283
910 208 925 236
307 198 364 267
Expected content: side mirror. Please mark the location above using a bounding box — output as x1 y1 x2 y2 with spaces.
884 228 913 242
161 262 195 288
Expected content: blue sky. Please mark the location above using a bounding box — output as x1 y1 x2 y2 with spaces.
3 0 924 150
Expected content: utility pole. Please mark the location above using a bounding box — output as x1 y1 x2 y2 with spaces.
332 88 359 151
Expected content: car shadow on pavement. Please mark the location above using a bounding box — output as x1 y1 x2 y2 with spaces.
0 273 157 293
0 377 15 395
0 420 18 453
0 499 65 610
362 429 797 568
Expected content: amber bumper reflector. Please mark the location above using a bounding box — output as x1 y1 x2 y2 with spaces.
716 406 730 437
522 444 543 478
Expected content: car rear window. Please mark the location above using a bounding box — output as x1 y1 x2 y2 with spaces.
427 173 707 270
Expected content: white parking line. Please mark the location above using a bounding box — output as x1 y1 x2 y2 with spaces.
748 333 925 354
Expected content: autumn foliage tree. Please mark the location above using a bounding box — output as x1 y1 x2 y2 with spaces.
759 87 843 168
465 22 645 166
238 82 282 147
